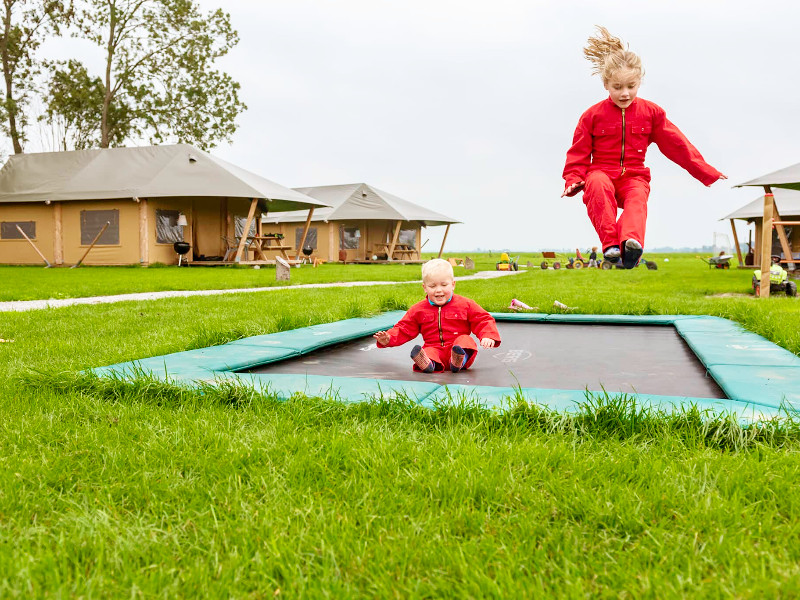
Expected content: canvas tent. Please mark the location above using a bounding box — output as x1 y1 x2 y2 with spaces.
262 183 460 263
735 163 800 297
0 144 330 266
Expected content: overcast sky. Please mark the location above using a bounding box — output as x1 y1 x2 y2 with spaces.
31 0 800 251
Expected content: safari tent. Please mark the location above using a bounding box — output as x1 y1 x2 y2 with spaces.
262 183 460 263
0 144 329 266
722 188 800 268
735 163 800 297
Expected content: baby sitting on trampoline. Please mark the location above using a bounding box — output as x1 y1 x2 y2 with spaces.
373 258 501 373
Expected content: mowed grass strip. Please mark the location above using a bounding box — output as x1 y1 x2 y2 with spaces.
1 259 799 597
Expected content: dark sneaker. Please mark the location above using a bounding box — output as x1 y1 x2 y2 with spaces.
622 239 643 269
603 245 621 260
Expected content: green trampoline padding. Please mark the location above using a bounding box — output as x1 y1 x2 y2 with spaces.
95 312 800 420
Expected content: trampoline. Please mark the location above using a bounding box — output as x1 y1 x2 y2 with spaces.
96 312 800 420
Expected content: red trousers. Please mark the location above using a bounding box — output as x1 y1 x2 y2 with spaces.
414 334 478 372
583 171 650 251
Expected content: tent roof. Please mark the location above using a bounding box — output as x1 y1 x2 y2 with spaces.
721 188 800 220
262 183 460 226
0 144 330 212
734 162 800 191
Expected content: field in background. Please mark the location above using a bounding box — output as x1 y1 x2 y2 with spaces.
0 251 772 302
1 256 799 596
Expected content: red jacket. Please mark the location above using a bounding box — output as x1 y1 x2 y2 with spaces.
378 294 501 350
562 97 722 194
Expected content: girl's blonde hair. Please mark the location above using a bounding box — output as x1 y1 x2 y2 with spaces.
583 26 643 83
422 258 454 282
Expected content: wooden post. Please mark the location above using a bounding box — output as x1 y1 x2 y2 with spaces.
328 221 336 262
759 187 774 298
220 197 228 255
72 222 110 268
234 198 258 262
729 219 743 267
438 224 451 258
190 204 199 261
387 220 402 261
772 205 794 266
296 207 315 261
53 201 63 266
15 225 51 267
138 198 149 266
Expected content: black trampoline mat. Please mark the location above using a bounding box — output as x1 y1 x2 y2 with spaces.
245 322 727 399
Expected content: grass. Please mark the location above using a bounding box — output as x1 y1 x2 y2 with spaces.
1 255 800 597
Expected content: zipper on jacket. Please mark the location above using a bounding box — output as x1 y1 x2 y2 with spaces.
620 108 626 175
438 305 444 346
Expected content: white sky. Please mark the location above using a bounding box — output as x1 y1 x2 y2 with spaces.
27 0 800 251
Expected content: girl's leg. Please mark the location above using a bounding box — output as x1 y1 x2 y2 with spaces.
583 171 619 252
615 176 650 247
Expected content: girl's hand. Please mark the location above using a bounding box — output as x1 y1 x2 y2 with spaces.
480 338 496 348
708 174 728 187
373 331 391 345
562 181 585 197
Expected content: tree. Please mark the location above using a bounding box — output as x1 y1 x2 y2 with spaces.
0 0 71 153
63 0 246 149
43 58 130 149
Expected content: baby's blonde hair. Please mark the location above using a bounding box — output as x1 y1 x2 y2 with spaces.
422 258 454 282
584 26 643 84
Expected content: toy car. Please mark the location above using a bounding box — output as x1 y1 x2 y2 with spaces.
753 257 797 297
496 252 519 271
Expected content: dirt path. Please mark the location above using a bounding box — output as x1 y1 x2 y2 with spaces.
0 270 525 313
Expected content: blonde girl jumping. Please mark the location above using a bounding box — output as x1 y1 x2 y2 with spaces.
561 27 727 268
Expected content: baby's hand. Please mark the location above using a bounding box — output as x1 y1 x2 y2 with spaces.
562 181 585 197
480 338 496 349
373 331 391 345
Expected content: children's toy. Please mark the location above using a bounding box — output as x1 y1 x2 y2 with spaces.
496 252 519 271
508 298 536 311
572 247 600 269
699 253 733 269
752 257 797 297
540 251 562 270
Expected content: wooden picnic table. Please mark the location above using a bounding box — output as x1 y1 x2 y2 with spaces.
241 234 292 261
375 242 417 260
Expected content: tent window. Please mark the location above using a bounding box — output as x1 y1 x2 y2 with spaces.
340 226 360 250
295 227 317 250
80 209 119 245
1 221 36 240
155 209 185 244
398 228 417 249
234 215 257 238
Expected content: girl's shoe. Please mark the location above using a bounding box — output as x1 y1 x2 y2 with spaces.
622 239 643 269
603 245 621 259
450 345 467 372
411 345 435 373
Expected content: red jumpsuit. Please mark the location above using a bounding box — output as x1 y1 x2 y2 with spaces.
562 97 723 251
377 294 501 372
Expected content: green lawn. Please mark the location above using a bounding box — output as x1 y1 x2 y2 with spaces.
1 255 800 597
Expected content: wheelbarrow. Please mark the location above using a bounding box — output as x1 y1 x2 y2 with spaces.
699 254 733 269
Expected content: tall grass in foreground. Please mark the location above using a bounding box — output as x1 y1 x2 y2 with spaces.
23 370 800 453
5 370 800 597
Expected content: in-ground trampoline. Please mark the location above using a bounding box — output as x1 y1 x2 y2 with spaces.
96 312 800 420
